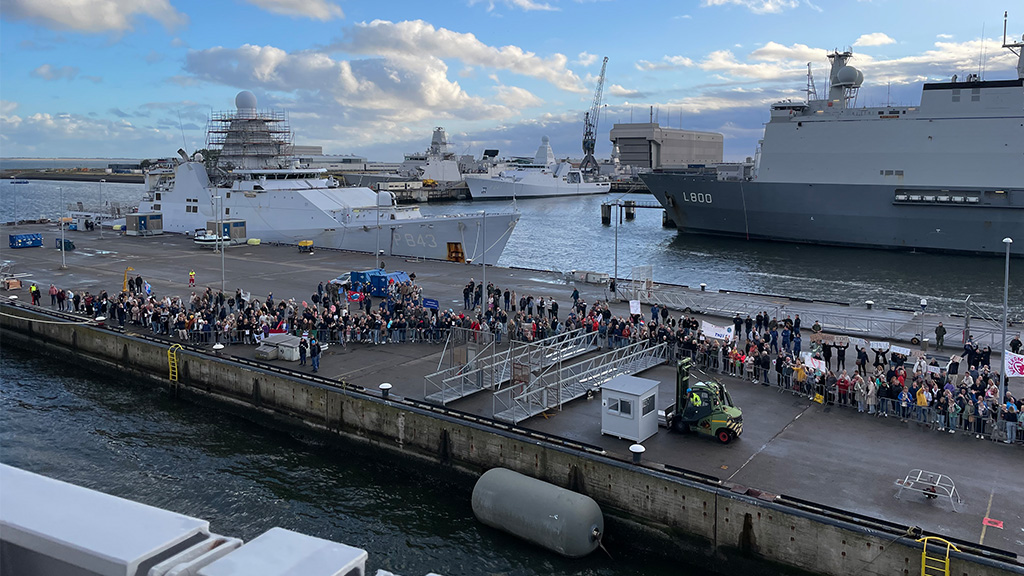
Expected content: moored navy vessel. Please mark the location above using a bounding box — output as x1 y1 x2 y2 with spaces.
642 19 1024 256
139 92 519 265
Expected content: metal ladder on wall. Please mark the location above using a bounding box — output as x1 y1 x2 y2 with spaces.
917 536 959 576
168 344 182 382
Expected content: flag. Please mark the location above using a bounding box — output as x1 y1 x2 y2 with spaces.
1005 350 1024 378
347 291 364 303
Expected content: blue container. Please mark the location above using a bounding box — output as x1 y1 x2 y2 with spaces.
9 233 43 249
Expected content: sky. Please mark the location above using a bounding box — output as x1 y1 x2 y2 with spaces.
1 0 1020 162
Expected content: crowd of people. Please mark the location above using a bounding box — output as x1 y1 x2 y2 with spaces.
28 271 1022 444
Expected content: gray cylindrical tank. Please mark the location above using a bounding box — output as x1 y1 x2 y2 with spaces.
471 467 603 558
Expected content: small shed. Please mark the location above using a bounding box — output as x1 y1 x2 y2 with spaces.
263 332 301 362
126 213 164 236
601 375 660 443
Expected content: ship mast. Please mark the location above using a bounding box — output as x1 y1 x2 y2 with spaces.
1002 11 1024 79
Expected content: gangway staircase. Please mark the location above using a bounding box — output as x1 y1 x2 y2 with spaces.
424 329 599 405
493 341 668 424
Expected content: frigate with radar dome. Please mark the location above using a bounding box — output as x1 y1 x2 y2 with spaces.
139 91 519 264
464 136 611 200
641 13 1024 256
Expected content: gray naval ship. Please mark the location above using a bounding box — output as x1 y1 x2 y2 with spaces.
642 18 1024 256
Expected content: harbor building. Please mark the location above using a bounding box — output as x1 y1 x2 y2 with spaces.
609 122 723 169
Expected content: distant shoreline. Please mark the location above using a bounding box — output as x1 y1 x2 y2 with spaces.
1 169 143 184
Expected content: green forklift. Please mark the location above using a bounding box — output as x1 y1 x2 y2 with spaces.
666 358 743 444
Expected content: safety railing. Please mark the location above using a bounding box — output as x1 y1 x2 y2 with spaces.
492 341 668 424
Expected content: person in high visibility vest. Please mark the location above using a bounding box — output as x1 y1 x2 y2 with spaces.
689 389 702 407
188 269 196 287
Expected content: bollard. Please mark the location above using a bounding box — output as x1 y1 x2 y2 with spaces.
379 382 392 399
700 283 707 292
865 300 873 310
629 444 645 464
624 200 636 220
601 203 612 225
921 338 929 352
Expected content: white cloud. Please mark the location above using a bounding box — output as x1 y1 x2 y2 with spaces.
495 85 544 108
336 20 586 92
468 0 557 11
31 64 79 81
243 0 343 21
749 41 821 62
854 33 896 47
184 44 510 124
608 84 647 99
936 34 953 40
0 100 19 115
635 55 694 71
575 51 598 66
1 0 187 33
701 0 799 14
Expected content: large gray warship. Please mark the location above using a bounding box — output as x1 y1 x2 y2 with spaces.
642 19 1024 256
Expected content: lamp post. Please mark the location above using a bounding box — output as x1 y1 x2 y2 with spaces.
216 194 225 293
99 178 105 240
613 200 619 301
919 298 927 346
1001 237 1013 403
481 210 486 310
59 187 67 269
375 191 381 269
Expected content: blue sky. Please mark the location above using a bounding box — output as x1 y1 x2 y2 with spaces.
1 0 1020 162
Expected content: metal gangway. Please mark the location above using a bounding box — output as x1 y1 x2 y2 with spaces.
894 469 963 512
424 329 599 405
492 341 668 424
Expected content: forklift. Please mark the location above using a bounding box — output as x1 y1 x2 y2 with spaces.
666 358 743 444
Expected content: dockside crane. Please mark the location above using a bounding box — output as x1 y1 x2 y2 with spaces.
579 56 608 175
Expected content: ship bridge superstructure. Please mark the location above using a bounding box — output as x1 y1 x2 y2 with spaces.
207 91 293 172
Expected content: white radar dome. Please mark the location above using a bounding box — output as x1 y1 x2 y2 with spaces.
836 66 862 86
541 135 550 144
235 91 257 111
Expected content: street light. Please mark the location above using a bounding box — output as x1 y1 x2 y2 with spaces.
613 200 619 301
218 194 225 293
59 187 67 270
481 210 486 311
99 178 106 240
1000 237 1013 403
375 191 381 269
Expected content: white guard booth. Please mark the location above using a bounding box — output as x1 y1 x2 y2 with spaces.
601 375 659 442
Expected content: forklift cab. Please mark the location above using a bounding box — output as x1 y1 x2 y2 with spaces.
681 388 716 422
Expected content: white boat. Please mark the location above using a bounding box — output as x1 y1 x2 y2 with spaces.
465 136 611 200
139 92 519 265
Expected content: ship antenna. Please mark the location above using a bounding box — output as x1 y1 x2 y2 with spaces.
978 23 985 79
178 110 188 154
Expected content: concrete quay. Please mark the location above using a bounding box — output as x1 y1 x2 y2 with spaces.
2 222 1022 574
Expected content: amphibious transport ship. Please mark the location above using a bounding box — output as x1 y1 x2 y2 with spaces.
139 92 519 265
642 21 1024 256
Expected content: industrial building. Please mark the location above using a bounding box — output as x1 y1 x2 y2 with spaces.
608 123 723 169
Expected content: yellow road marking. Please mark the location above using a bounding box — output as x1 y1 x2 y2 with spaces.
979 490 994 545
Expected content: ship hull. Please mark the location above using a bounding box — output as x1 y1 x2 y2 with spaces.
642 173 1024 256
465 174 610 200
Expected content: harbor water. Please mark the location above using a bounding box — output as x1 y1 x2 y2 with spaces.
2 178 1021 315
0 345 686 575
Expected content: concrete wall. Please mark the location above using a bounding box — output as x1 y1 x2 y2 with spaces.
2 305 1019 576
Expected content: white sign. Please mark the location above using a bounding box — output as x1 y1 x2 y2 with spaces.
701 320 734 342
1006 349 1024 378
800 353 826 373
927 365 942 375
849 337 868 350
870 341 890 351
890 345 911 356
629 300 641 315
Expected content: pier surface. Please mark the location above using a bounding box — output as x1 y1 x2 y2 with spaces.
2 222 1021 558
